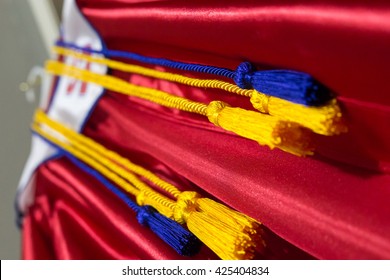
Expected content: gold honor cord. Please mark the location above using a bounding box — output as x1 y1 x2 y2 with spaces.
35 110 182 199
45 60 314 156
31 123 176 218
53 46 347 136
33 110 265 260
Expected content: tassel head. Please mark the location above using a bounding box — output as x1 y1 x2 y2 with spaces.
233 62 255 89
250 91 270 113
173 191 201 224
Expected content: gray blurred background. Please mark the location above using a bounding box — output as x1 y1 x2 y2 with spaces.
0 0 62 259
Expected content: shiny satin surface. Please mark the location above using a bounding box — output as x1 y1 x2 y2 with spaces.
23 0 390 259
76 0 390 172
82 93 390 259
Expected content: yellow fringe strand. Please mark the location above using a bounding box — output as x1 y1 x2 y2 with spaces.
45 60 313 156
53 46 346 136
33 110 265 259
173 192 260 260
249 91 347 135
206 101 314 156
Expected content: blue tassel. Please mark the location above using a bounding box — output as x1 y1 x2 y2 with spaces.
57 42 332 106
39 140 202 257
137 206 202 256
234 62 332 106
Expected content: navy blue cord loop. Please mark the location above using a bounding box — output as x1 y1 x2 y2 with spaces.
57 41 332 106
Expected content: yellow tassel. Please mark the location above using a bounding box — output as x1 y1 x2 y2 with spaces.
196 198 258 233
206 101 314 156
250 91 347 135
173 192 263 260
46 61 313 156
53 47 346 136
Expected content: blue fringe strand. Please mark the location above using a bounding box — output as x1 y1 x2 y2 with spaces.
234 62 332 105
137 206 201 256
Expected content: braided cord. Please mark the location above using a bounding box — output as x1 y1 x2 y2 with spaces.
35 109 182 199
52 46 345 136
57 41 235 79
46 61 208 116
65 152 141 213
32 123 175 215
53 46 252 97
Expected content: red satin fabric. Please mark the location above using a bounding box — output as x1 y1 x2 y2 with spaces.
23 158 216 259
83 93 390 260
23 157 312 260
22 0 390 259
76 0 390 172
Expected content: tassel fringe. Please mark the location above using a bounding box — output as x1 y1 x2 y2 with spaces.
174 192 264 260
206 101 314 156
250 92 347 135
234 62 332 106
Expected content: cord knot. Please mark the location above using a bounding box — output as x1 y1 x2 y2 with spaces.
174 191 201 224
234 62 255 89
136 206 154 226
136 191 146 206
250 91 270 114
206 101 229 126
